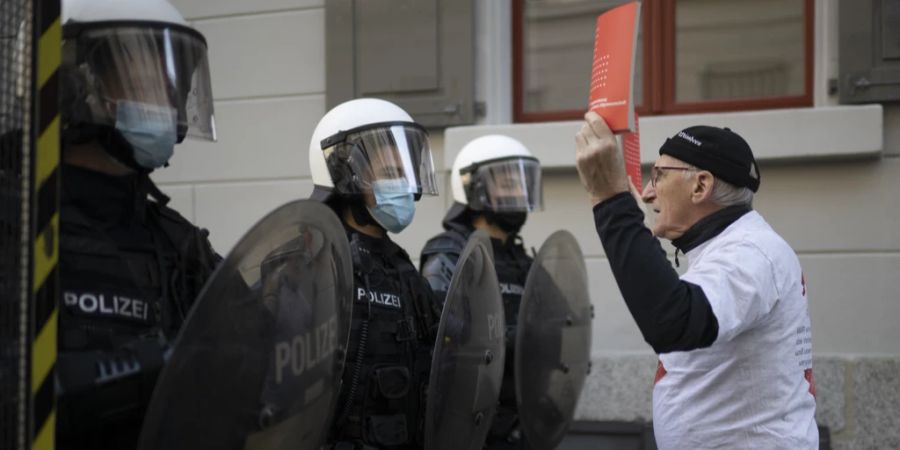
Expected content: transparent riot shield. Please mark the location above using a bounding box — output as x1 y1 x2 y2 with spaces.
138 199 353 450
515 230 592 450
425 231 505 450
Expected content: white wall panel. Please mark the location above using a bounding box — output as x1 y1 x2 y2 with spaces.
154 95 324 184
195 10 325 100
801 253 900 355
585 259 651 355
518 172 611 259
755 158 900 253
194 180 313 253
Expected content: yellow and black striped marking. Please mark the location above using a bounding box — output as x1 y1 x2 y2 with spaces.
30 0 60 449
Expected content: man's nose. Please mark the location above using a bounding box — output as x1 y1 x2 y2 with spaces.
641 182 656 203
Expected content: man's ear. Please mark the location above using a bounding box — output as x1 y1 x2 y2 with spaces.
692 171 715 204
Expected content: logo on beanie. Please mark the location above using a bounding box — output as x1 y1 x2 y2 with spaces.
677 131 702 147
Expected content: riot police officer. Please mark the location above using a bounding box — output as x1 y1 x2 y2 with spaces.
419 135 543 449
57 0 220 448
309 98 440 449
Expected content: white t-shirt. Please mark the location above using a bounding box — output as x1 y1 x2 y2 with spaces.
653 211 818 450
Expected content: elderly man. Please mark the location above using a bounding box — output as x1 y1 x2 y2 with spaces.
574 112 817 449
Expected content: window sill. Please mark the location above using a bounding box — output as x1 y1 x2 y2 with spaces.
443 105 883 169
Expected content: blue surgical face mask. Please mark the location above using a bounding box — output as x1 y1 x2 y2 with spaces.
367 178 416 233
114 100 178 169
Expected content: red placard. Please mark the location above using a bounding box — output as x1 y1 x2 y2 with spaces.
589 1 641 133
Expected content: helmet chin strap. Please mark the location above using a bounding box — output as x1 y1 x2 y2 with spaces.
141 172 170 206
348 198 380 229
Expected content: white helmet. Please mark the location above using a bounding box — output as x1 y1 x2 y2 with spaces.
60 0 215 168
309 98 438 200
450 134 543 212
63 0 188 25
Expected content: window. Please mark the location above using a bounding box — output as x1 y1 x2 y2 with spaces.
513 0 813 122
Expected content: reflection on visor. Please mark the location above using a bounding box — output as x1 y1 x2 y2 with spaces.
322 122 439 197
62 24 216 142
465 157 543 212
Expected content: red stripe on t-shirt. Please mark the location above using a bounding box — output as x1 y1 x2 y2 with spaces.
654 360 667 385
805 368 816 397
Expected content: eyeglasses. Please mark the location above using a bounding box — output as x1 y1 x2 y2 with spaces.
651 166 695 188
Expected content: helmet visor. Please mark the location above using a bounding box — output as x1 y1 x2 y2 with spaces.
464 157 543 212
322 122 438 197
62 24 215 141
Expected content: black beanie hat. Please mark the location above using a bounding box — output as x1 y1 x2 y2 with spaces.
658 126 760 192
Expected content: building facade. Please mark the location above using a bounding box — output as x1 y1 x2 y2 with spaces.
159 1 900 448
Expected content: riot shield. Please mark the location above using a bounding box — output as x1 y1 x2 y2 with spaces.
515 230 592 450
425 231 505 450
138 199 353 450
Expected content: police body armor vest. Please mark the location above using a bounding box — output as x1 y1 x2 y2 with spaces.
420 226 533 446
331 230 437 450
57 166 219 450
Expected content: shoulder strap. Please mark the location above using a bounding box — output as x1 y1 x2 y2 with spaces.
147 202 220 312
151 202 219 263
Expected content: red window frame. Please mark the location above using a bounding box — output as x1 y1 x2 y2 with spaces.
512 0 815 123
